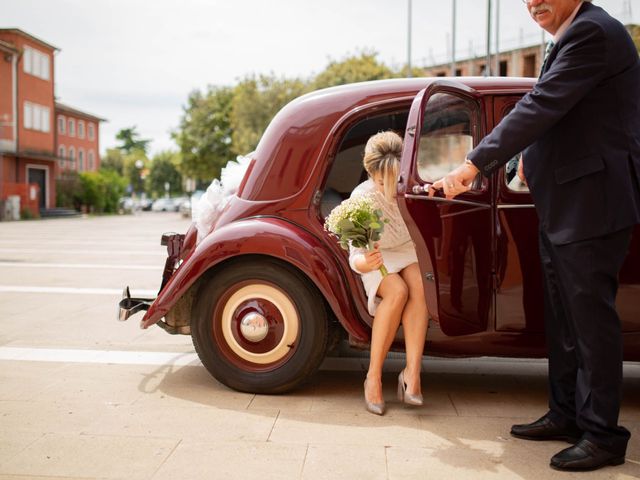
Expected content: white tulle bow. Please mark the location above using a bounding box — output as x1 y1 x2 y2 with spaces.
194 153 253 243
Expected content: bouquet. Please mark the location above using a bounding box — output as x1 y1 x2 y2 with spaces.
324 194 388 276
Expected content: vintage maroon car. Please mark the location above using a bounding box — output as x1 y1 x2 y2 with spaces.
119 78 640 393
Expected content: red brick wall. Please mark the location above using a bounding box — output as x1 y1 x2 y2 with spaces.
0 32 56 155
56 111 101 173
0 54 16 145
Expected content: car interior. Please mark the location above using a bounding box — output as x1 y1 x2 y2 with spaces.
320 110 409 218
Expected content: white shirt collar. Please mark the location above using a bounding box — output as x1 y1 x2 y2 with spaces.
553 1 584 42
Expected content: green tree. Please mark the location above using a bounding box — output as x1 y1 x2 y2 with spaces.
231 74 309 155
146 150 183 198
627 24 640 53
173 86 235 181
71 170 127 214
100 147 125 175
116 126 150 154
312 51 395 90
122 149 149 195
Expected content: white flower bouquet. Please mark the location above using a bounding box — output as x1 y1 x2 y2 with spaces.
324 194 388 276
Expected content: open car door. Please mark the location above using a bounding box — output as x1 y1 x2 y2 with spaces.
397 81 494 337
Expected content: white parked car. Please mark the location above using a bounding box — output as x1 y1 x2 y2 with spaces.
151 198 176 212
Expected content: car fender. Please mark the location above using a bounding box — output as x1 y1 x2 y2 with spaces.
141 217 369 341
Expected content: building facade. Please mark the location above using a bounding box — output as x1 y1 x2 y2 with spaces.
55 103 102 175
422 44 545 78
0 28 104 216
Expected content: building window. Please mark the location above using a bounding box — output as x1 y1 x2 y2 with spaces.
69 146 76 169
78 120 85 139
78 148 85 171
22 46 50 81
68 118 75 137
499 60 508 76
59 145 66 158
88 150 95 170
58 115 66 134
88 123 95 141
23 102 50 132
523 54 536 77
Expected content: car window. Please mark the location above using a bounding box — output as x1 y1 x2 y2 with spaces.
321 110 409 217
417 93 476 183
502 105 530 193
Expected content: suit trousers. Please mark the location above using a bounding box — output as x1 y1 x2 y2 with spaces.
538 227 632 455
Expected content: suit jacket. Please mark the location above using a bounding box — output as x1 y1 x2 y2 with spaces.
467 2 640 245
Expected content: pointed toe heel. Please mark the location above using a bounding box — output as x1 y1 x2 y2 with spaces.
397 370 423 406
364 380 385 416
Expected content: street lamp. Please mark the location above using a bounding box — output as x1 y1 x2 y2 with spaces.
486 0 492 76
407 0 412 77
451 0 457 76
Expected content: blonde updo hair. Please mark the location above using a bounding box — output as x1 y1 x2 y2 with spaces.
363 131 403 202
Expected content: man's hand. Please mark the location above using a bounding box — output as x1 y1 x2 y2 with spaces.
430 159 480 199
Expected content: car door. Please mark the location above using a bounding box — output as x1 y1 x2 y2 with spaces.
493 97 545 334
397 81 494 337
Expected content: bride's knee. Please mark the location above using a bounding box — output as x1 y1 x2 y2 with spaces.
381 278 409 306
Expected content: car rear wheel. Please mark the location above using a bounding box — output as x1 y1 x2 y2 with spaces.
191 259 328 393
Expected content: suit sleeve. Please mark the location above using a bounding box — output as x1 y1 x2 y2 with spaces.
467 20 608 176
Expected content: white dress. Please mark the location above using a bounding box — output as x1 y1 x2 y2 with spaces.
348 180 418 315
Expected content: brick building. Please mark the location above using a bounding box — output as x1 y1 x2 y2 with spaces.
0 28 104 216
55 102 104 175
422 43 546 78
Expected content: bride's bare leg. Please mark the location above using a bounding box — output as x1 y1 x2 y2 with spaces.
365 274 408 404
399 263 429 395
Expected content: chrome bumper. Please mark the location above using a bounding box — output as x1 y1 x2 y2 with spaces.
118 286 154 322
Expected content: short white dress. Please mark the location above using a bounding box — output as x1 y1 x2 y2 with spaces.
348 180 418 315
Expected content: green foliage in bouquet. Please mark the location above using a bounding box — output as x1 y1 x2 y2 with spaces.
324 194 388 276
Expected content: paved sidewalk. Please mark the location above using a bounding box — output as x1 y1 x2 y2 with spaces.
0 213 638 479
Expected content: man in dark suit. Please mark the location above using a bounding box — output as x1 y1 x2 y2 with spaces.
432 0 640 472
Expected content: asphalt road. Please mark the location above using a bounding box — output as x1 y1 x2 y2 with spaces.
0 212 638 479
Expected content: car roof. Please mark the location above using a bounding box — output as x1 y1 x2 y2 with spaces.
242 77 536 201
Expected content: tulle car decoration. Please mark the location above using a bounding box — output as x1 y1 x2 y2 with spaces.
118 78 640 394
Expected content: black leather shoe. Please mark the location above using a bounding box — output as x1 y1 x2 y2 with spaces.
550 439 625 471
510 414 582 443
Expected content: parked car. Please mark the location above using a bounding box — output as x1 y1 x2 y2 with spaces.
119 78 640 394
151 197 176 212
118 197 135 214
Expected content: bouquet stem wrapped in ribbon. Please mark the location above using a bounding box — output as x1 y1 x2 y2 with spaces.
324 194 388 277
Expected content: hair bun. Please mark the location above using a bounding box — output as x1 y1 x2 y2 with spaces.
364 131 403 159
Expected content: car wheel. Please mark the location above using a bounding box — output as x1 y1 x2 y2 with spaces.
191 259 328 393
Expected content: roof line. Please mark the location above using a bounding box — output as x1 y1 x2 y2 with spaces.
55 102 107 122
0 28 60 51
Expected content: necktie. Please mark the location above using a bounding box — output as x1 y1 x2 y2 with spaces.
540 41 555 77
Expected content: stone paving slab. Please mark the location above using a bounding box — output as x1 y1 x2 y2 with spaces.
0 433 178 479
152 441 307 480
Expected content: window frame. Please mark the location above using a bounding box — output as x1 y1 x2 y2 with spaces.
58 115 66 134
78 148 85 171
23 101 50 133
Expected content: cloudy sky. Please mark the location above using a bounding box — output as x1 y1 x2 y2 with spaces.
2 0 637 155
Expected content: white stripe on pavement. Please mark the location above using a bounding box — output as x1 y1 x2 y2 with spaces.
0 286 156 296
0 248 165 256
0 262 159 270
0 347 200 366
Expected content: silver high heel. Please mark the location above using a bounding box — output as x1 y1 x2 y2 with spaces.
397 370 424 406
364 379 386 415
